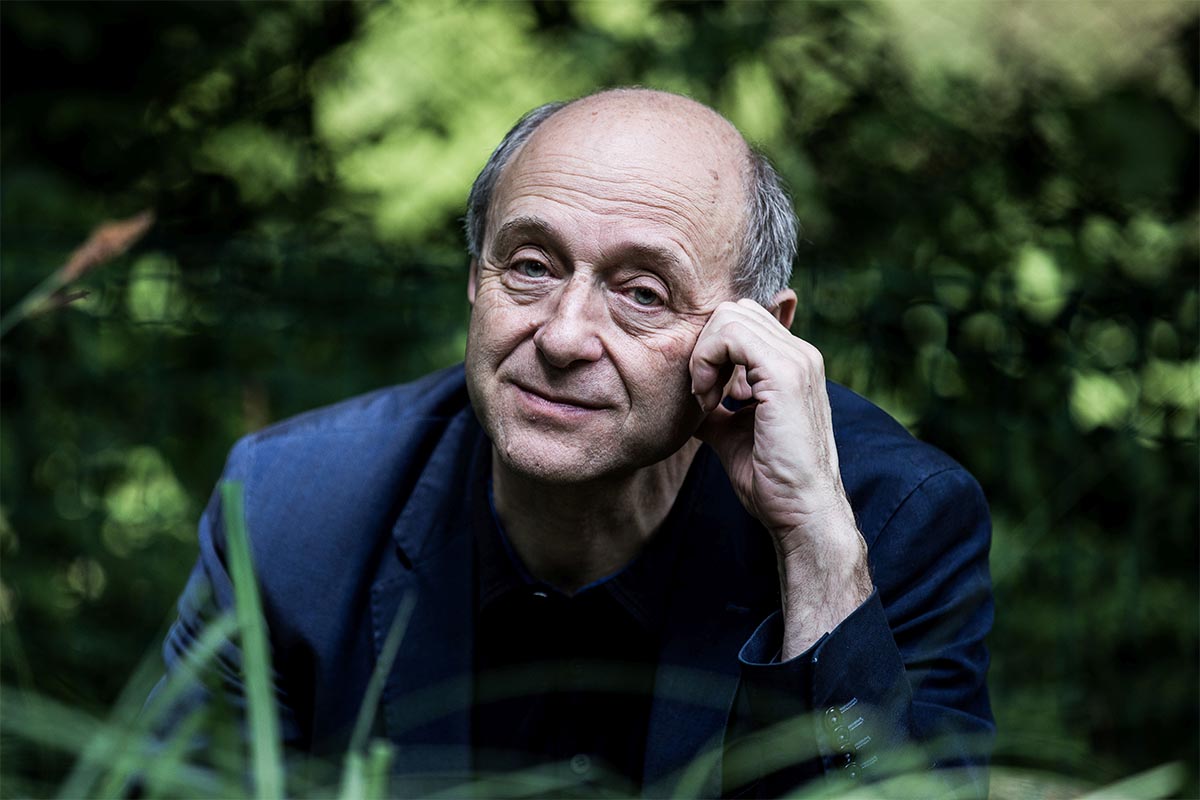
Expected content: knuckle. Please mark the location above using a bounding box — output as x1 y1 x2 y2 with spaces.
714 318 744 340
715 300 742 315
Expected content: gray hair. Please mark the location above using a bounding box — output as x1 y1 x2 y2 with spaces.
465 102 566 263
464 98 798 305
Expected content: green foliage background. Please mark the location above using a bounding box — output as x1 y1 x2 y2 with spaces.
1 0 1196 795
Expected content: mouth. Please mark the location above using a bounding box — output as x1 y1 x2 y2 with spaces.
512 382 609 413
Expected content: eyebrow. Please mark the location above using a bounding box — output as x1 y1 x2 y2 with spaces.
607 241 686 277
490 215 691 280
490 216 562 260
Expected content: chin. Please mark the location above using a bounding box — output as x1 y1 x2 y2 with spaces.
494 435 616 485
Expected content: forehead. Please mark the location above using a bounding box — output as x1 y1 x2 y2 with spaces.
488 98 748 290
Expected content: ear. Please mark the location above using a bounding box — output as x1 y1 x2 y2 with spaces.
767 288 797 329
467 259 478 306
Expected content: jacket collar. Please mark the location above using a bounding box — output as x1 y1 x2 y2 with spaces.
474 461 697 637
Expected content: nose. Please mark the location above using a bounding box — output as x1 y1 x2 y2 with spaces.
533 277 604 368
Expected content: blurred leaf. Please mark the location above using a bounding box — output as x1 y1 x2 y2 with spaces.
1013 245 1071 324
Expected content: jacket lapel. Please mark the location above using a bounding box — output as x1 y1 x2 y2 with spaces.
368 411 488 792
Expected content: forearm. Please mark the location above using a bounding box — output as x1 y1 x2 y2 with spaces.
775 502 873 660
732 467 994 797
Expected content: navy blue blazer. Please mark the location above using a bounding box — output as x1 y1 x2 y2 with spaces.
162 364 993 797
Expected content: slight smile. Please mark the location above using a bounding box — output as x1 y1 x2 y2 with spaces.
512 383 609 418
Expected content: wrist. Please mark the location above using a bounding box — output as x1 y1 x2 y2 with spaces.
770 493 862 566
773 505 873 660
778 529 871 600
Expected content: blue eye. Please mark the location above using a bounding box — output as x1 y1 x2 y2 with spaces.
515 260 548 278
631 287 662 307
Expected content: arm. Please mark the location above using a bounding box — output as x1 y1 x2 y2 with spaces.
690 296 872 656
147 437 306 754
690 298 993 796
732 467 993 797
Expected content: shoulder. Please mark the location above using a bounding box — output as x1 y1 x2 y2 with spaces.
224 359 473 500
224 363 471 479
241 363 470 450
825 382 992 654
826 381 987 545
211 364 476 586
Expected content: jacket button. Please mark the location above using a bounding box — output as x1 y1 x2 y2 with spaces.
824 707 841 728
569 753 591 775
844 763 860 780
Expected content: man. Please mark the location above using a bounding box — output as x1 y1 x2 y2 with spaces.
162 89 993 797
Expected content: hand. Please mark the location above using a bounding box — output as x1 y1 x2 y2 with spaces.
690 297 871 656
690 297 849 544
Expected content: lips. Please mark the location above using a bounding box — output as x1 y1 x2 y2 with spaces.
512 382 609 411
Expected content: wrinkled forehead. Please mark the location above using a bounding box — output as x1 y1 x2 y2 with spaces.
487 94 750 289
518 93 749 211
536 91 747 171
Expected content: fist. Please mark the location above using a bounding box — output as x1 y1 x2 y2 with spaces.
690 297 856 556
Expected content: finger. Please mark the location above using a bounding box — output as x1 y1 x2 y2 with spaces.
715 300 800 360
735 297 800 339
691 322 789 414
728 365 753 401
725 301 829 379
703 359 737 412
690 303 772 397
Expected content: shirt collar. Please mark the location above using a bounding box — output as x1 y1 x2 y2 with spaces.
473 448 711 635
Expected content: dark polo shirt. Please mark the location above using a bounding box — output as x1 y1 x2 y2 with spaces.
472 466 698 793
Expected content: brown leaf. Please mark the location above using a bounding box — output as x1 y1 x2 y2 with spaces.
41 289 92 313
59 209 155 283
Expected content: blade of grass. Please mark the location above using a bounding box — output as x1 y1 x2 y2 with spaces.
0 209 153 338
338 752 365 800
350 592 416 754
1078 762 1186 800
0 269 69 338
363 741 394 800
1 687 108 756
221 480 284 800
91 613 240 800
136 707 229 799
1 685 231 798
134 611 240 735
338 591 415 799
425 764 583 800
56 611 235 798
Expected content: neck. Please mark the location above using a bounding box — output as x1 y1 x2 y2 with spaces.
491 440 701 594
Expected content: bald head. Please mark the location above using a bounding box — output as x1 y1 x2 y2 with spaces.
540 88 750 169
464 88 797 304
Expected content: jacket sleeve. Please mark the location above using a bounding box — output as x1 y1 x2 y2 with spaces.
725 466 994 798
144 435 307 753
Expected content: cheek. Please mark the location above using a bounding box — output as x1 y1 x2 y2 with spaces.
468 285 536 360
624 333 708 450
622 326 703 402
